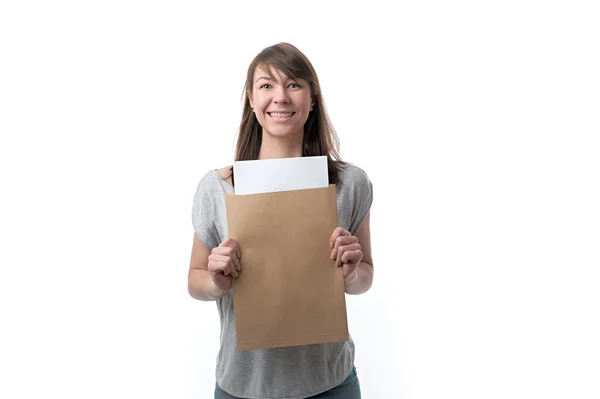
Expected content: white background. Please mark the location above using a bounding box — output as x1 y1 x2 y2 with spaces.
1 1 599 398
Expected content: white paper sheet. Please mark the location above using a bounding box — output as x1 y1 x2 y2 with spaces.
232 156 329 195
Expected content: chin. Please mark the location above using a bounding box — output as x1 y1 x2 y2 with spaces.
264 125 303 138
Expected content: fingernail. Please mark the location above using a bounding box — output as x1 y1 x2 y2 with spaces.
330 242 333 248
330 251 336 259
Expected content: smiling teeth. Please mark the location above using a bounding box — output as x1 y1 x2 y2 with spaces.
270 112 293 117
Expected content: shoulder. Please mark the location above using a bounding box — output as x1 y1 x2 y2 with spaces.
196 165 232 185
216 165 233 185
194 165 231 198
336 162 373 203
338 162 371 188
335 162 373 234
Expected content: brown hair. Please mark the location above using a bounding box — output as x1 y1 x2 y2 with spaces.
231 42 345 185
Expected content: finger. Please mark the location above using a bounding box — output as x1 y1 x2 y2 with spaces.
336 245 360 267
221 237 242 259
233 254 241 271
228 257 239 277
225 247 241 271
222 261 231 276
330 227 350 248
340 249 363 266
336 242 360 257
213 248 241 270
208 253 222 270
219 254 239 276
229 239 242 260
209 261 230 276
210 254 238 275
331 236 359 260
336 243 361 264
207 260 219 275
219 237 232 248
332 236 358 257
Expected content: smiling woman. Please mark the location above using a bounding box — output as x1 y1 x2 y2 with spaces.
188 42 373 399
233 42 346 185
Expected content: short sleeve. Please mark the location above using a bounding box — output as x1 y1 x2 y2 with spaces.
191 172 220 249
348 167 373 235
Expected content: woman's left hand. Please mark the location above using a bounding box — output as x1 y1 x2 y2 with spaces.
330 227 363 278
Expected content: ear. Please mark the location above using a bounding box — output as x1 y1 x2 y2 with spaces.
247 91 254 109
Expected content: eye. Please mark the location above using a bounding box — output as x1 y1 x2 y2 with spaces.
289 83 301 88
259 83 272 89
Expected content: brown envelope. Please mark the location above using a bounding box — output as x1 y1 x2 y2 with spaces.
225 184 349 351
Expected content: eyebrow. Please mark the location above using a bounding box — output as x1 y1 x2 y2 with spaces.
254 76 299 84
255 76 275 84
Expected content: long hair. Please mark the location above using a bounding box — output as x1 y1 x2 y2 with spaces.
231 42 345 185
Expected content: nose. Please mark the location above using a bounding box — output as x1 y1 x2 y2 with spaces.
273 86 290 104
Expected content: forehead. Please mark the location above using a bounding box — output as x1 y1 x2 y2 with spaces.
253 64 293 82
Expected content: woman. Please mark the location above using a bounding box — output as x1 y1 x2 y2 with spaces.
189 42 374 399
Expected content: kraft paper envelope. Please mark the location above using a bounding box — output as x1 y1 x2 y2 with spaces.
225 184 349 351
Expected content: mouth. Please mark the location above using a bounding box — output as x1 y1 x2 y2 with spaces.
267 112 295 120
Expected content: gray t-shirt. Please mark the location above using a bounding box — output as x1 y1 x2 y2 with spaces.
191 163 373 399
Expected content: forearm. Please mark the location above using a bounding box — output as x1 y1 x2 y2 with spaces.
344 261 374 295
188 268 230 301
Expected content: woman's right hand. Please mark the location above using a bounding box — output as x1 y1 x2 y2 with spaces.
207 237 242 292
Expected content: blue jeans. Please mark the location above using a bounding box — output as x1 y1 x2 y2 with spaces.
214 366 361 398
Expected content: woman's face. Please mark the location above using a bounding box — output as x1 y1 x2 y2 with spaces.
248 65 313 140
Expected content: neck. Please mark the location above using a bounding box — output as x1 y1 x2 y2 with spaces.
258 130 303 160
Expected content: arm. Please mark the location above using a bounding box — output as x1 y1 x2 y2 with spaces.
188 234 240 301
343 212 374 295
